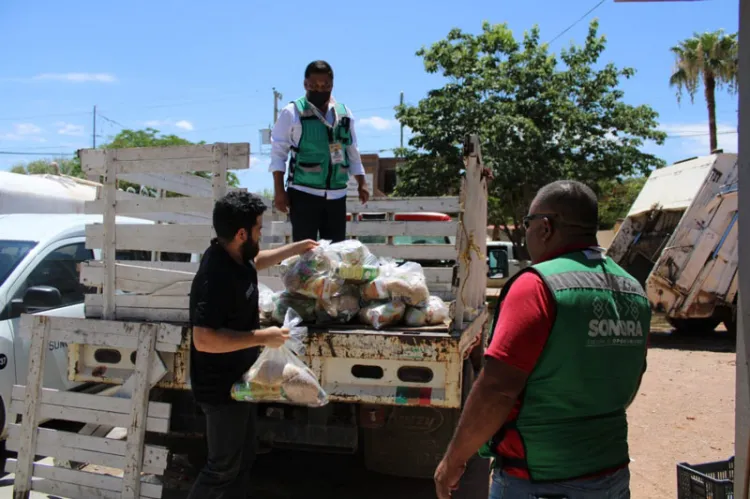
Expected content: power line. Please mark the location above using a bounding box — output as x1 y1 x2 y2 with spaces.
547 0 607 45
0 151 76 156
0 111 92 122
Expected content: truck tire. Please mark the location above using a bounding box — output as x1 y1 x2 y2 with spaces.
362 360 490 487
667 317 721 334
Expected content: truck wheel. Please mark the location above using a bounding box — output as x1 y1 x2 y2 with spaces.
667 317 721 334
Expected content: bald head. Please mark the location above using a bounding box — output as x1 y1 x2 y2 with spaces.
533 180 599 232
524 180 599 263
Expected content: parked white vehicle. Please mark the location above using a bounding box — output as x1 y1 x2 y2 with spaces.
486 241 528 288
0 171 99 215
607 152 739 334
0 213 156 440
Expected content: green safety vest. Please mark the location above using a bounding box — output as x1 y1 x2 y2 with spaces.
479 248 650 482
288 96 353 191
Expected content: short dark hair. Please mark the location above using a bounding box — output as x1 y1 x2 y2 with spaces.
305 60 334 80
534 180 598 230
212 191 267 240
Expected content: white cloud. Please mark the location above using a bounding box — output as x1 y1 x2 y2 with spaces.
249 155 269 170
33 72 117 83
143 119 194 131
0 123 45 141
175 120 194 131
56 122 85 136
358 116 398 131
659 122 738 156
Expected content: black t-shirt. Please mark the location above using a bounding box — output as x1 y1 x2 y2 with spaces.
189 239 260 405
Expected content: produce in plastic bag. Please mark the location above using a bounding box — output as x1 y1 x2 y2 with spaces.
405 296 450 326
231 309 328 407
329 240 381 282
271 291 317 324
280 242 340 299
258 283 275 319
359 301 406 330
361 262 430 307
327 240 372 266
316 284 361 323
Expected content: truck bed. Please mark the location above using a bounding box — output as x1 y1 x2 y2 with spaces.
68 309 487 409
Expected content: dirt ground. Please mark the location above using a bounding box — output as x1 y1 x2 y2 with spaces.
627 315 736 498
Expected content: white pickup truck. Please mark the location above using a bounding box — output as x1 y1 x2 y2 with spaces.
61 137 491 497
607 152 738 335
0 214 168 458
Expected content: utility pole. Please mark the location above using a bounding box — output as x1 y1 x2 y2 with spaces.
399 91 405 151
92 105 97 148
273 88 283 124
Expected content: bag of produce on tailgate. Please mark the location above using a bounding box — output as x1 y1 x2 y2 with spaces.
405 296 450 327
280 241 341 299
361 261 430 307
330 240 381 283
271 291 317 324
316 284 361 323
358 300 407 330
231 309 328 407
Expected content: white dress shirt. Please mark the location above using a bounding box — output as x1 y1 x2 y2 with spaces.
269 97 366 200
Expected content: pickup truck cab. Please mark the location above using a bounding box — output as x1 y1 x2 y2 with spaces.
486 241 527 288
0 213 152 438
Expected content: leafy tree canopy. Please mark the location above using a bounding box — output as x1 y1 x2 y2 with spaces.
394 20 666 250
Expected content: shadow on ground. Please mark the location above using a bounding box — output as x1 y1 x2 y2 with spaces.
163 450 442 499
648 314 735 354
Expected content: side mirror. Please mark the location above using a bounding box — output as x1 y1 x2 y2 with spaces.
23 286 63 314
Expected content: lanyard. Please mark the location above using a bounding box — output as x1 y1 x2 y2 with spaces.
309 103 337 130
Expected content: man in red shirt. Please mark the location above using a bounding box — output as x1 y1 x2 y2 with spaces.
435 180 649 499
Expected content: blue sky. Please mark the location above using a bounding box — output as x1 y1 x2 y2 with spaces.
0 0 739 193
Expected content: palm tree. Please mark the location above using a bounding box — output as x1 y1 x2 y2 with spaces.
669 30 738 153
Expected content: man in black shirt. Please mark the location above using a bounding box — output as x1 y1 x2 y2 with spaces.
186 191 316 499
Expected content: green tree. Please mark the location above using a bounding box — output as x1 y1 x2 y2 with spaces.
99 128 240 190
394 20 666 253
10 158 83 178
597 176 647 230
669 29 738 153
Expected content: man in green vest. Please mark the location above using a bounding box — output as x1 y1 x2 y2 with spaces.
269 60 370 242
435 180 649 499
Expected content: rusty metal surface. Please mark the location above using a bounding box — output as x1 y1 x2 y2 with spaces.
306 328 459 362
67 326 191 389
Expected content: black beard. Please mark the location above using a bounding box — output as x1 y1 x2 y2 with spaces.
241 240 259 263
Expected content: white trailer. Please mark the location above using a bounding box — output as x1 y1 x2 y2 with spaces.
607 153 739 334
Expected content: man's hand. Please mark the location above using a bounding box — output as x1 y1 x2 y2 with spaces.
294 239 318 255
256 327 290 348
434 456 466 499
274 189 289 213
358 184 370 204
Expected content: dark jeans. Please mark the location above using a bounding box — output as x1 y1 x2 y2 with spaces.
288 187 347 242
490 467 631 499
186 402 257 499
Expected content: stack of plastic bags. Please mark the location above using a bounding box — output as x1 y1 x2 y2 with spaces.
259 240 450 330
232 309 328 407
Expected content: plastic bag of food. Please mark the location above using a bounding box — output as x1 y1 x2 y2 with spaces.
361 262 430 307
327 240 373 266
258 283 275 319
405 296 450 327
359 301 406 330
316 284 361 323
231 309 328 407
271 291 317 324
280 241 341 299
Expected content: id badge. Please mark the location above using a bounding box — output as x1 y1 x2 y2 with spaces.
330 143 345 164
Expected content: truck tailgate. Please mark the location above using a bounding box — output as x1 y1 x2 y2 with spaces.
68 310 488 410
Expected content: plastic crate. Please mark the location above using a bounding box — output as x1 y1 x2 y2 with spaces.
677 457 734 499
